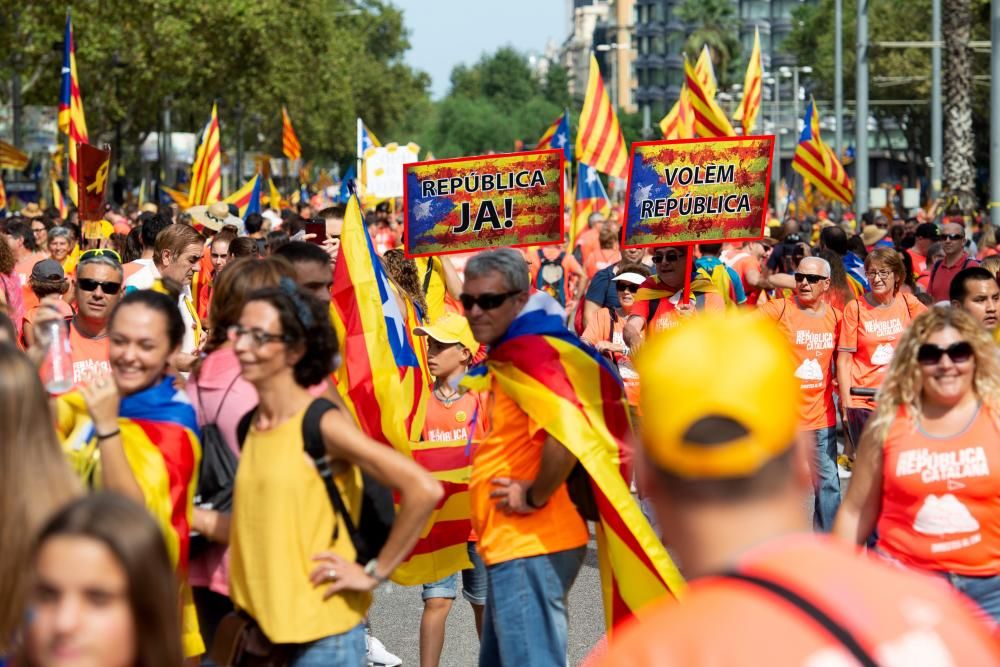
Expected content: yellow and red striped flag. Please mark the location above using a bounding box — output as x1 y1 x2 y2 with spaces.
733 27 763 135
658 87 695 140
0 173 6 211
693 45 717 100
281 106 301 160
0 140 29 170
187 104 222 206
161 185 190 209
792 99 853 205
58 11 89 206
576 54 628 180
685 58 735 138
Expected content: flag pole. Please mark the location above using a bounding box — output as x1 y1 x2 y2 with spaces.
682 245 694 303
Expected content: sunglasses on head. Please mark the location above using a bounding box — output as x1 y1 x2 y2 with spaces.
651 251 683 263
615 283 640 293
917 341 974 365
794 272 826 284
459 290 521 311
79 248 122 264
77 278 122 295
943 233 965 242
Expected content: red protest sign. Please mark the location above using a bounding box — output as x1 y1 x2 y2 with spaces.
403 149 565 258
77 142 111 223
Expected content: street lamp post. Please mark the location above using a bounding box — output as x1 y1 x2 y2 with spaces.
767 76 781 209
856 0 870 220
595 42 628 111
779 65 812 137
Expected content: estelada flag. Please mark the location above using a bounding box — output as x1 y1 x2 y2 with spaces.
462 293 685 631
76 142 111 221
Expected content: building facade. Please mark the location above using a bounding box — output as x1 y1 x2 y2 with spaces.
562 0 611 100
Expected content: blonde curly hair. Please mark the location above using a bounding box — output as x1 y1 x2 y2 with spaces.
864 306 1000 446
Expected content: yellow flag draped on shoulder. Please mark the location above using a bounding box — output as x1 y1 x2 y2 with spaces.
462 294 685 632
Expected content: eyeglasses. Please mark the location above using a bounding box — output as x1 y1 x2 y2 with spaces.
32 226 46 233
615 283 640 293
651 251 683 264
866 269 893 281
226 325 290 347
77 278 122 295
459 291 521 311
917 341 974 366
79 248 122 264
794 272 827 284
943 233 965 242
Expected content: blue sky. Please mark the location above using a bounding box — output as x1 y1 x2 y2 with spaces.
392 0 567 99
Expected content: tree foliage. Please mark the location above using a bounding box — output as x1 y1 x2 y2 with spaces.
676 0 742 88
0 0 430 169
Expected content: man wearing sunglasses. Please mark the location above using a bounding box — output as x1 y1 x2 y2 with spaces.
68 250 124 384
928 221 978 304
622 245 724 349
760 257 844 531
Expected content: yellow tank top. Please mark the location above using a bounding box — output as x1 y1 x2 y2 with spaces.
229 405 370 643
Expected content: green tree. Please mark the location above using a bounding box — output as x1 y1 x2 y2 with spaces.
542 63 571 111
676 0 742 87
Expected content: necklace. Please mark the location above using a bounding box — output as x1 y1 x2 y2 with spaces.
434 385 462 406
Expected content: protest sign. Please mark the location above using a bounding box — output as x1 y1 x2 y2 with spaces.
365 142 421 199
622 136 774 248
77 142 111 238
403 149 564 258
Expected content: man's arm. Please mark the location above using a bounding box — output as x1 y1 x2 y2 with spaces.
490 434 577 514
623 315 645 350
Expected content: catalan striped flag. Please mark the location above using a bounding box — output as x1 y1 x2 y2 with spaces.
224 174 262 219
463 293 685 631
573 161 612 245
161 185 190 208
51 171 68 219
0 173 6 211
58 11 89 206
685 57 735 138
536 111 572 162
576 54 628 180
693 45 717 100
281 106 302 160
792 99 854 206
658 87 695 140
330 195 429 459
187 104 222 206
0 140 29 170
733 27 763 135
56 377 203 657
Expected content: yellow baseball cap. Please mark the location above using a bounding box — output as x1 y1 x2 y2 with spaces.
635 311 801 479
414 313 480 356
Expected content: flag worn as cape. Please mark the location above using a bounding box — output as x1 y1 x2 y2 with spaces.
464 293 685 631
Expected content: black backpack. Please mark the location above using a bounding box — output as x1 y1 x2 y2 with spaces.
237 398 395 564
189 374 241 559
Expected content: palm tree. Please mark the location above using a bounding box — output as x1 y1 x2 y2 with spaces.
676 0 742 88
942 0 976 211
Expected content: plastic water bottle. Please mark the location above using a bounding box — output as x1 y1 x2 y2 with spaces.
39 319 74 394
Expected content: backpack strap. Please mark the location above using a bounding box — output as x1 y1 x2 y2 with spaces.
422 257 435 295
300 398 359 544
720 571 879 667
195 371 242 427
236 408 256 450
644 298 661 325
929 259 943 290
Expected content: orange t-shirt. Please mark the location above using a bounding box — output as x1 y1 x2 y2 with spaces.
581 308 640 407
586 534 1000 667
730 253 763 305
69 323 111 385
838 295 925 409
877 405 1000 576
583 248 621 280
575 227 600 262
526 247 584 306
760 299 841 430
470 380 589 566
630 291 726 335
13 251 49 288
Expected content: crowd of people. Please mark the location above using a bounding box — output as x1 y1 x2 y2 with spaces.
2 192 1000 667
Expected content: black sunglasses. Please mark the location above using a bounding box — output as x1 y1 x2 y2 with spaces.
651 252 683 263
459 291 521 311
794 272 827 284
917 341 974 365
943 233 965 242
77 278 122 295
615 283 640 293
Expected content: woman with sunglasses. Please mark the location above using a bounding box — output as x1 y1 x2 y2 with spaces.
55 288 205 658
582 263 651 412
836 248 925 461
834 307 1000 622
227 281 441 665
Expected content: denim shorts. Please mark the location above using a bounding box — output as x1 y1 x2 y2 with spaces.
421 542 488 605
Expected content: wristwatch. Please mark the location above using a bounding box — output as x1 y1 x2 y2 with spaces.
525 485 546 510
364 558 388 586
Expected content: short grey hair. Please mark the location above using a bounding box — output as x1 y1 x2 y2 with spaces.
464 248 530 293
77 255 124 279
799 256 831 277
